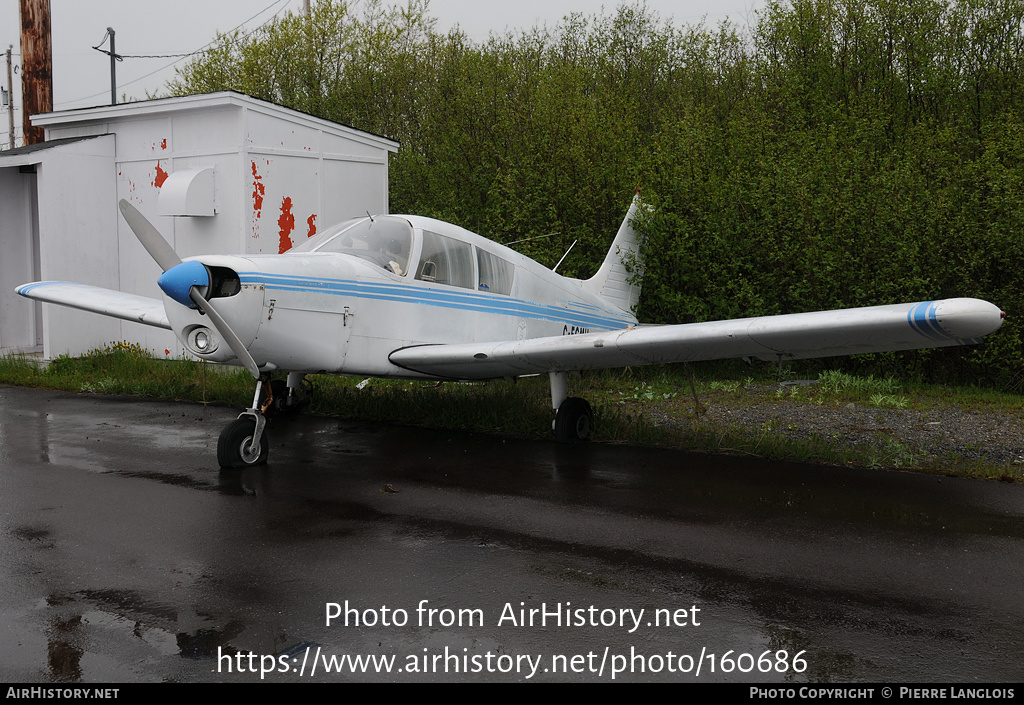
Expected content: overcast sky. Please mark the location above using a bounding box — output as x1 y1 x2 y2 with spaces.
1 0 764 147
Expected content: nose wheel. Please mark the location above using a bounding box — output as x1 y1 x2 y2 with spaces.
218 416 269 467
218 376 272 468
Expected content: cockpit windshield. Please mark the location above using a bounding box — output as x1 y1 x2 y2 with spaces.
288 218 362 253
287 215 414 276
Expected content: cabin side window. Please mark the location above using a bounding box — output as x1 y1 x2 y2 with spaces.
416 230 474 289
477 249 514 295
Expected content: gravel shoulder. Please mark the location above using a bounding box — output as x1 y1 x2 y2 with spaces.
613 381 1024 476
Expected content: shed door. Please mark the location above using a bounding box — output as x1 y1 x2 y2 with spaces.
0 166 42 353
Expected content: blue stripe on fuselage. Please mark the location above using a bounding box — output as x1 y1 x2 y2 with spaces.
237 272 634 330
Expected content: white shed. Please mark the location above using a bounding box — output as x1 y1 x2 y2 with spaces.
0 91 398 359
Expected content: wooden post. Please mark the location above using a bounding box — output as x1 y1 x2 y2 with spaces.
19 0 52 145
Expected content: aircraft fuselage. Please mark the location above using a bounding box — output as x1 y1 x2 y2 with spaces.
163 215 637 379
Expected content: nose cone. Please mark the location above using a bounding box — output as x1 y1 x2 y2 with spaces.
927 298 1005 340
157 260 209 308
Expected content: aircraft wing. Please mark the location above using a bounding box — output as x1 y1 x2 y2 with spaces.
16 281 171 330
389 298 1003 380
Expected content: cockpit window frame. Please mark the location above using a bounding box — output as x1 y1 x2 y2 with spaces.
286 217 364 254
287 215 414 277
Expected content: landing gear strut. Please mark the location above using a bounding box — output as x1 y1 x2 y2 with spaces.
217 373 312 467
218 375 271 468
549 371 592 443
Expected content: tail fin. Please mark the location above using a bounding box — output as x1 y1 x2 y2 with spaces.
581 193 644 314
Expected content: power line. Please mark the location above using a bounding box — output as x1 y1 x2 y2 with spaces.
114 0 295 59
60 0 293 108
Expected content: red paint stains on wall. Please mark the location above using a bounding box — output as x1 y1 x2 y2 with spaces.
153 161 169 188
160 138 167 150
250 162 268 240
251 161 265 215
278 197 296 253
306 213 317 239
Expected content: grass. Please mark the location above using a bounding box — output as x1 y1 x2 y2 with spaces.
2 346 1022 480
1 343 253 407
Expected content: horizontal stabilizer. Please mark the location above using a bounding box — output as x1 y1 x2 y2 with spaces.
389 298 1003 379
16 281 171 330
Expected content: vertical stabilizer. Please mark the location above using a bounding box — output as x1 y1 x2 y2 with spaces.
581 193 644 314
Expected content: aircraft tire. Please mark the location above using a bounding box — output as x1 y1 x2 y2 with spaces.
554 397 592 443
218 418 270 468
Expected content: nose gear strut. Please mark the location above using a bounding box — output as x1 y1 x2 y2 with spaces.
217 374 272 468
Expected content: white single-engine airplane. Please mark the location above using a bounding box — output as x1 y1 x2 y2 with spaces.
17 195 1004 468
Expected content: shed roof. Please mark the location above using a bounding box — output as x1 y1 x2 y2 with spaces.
31 91 399 152
0 134 109 167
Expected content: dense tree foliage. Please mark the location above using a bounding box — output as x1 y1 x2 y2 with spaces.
170 0 1024 382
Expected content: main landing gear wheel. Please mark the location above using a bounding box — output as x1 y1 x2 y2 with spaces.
554 397 592 443
218 417 269 468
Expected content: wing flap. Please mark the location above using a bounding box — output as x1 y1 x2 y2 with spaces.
389 298 1003 379
17 281 171 330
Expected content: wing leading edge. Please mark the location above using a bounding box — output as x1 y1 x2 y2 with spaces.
389 298 1003 380
16 281 171 330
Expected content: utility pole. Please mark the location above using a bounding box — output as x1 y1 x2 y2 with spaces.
108 28 116 106
93 27 118 106
5 45 14 149
19 0 52 145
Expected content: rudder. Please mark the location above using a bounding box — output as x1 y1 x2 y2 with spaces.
581 193 645 314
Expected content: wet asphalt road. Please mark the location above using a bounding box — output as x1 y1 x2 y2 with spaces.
1 385 1023 683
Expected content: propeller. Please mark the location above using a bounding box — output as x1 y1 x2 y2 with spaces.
118 199 262 379
187 287 261 379
119 200 182 273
